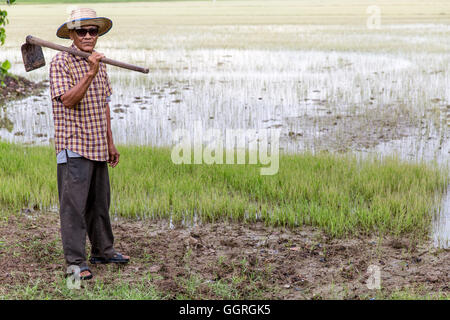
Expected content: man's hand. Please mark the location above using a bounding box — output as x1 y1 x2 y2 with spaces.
87 52 104 77
108 143 120 168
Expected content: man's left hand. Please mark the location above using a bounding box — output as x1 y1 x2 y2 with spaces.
108 143 120 168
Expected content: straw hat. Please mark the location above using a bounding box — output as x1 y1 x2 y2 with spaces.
56 8 112 39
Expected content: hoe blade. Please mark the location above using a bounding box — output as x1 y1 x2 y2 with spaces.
21 43 45 72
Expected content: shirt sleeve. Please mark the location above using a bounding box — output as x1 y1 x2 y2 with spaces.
49 55 72 101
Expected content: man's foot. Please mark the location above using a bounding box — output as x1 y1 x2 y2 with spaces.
80 269 93 280
89 252 130 264
79 266 93 280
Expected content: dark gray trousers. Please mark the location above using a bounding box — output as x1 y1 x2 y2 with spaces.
57 153 115 268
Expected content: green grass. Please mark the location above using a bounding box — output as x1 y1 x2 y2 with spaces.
2 273 447 300
0 272 166 300
0 141 448 239
0 252 269 300
363 286 449 300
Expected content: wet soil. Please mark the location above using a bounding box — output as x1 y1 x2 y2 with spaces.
0 211 448 299
0 74 47 107
283 104 419 154
0 74 48 133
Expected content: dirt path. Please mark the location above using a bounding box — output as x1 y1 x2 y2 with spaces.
0 211 448 299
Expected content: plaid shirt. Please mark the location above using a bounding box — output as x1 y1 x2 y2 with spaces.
49 43 112 162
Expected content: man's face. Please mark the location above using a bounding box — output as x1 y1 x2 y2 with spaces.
69 25 99 53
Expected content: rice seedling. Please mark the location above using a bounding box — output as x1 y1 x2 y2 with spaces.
0 141 447 240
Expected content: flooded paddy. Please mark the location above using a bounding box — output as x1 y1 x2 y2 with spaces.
2 48 448 151
1 2 449 247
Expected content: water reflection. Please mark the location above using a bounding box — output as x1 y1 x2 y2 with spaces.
432 185 450 248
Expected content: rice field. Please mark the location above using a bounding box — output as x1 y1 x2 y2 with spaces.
0 1 449 244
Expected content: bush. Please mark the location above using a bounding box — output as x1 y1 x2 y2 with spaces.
0 0 16 87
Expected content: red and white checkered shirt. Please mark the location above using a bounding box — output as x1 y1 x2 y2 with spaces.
49 43 112 162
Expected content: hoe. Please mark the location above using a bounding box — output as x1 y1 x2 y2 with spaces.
21 35 149 74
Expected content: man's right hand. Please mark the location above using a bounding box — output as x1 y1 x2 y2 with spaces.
87 52 105 77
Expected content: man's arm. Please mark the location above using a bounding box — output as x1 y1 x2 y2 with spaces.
106 102 120 167
60 72 95 108
60 52 104 108
106 102 113 145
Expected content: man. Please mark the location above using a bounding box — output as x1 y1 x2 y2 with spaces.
49 8 129 280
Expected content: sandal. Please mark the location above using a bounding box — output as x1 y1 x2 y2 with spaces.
79 266 93 280
89 252 130 265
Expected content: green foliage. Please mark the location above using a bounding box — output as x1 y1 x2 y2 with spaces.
0 60 10 87
0 0 15 86
0 60 10 72
0 1 16 45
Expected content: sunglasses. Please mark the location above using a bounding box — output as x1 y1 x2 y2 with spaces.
74 27 99 37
